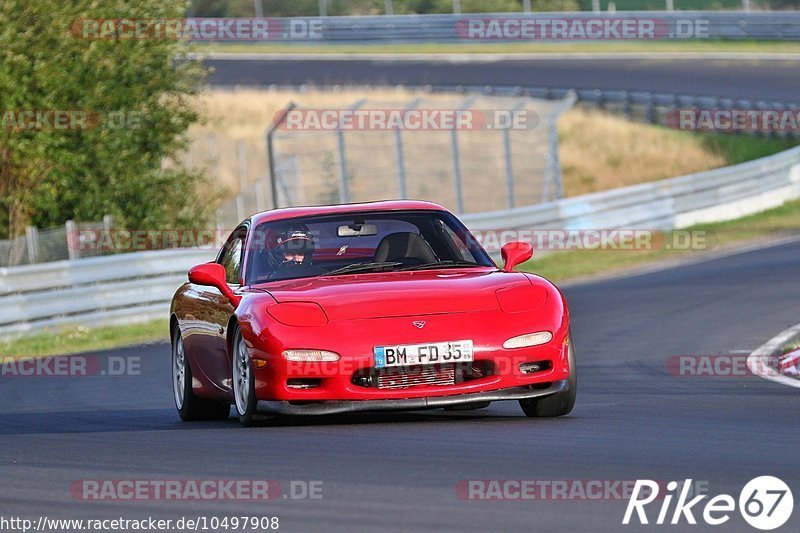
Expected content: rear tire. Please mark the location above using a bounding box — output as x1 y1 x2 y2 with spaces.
172 326 230 421
232 327 259 427
519 336 577 418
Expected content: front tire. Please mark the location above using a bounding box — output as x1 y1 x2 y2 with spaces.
232 327 259 427
172 326 230 421
519 336 577 418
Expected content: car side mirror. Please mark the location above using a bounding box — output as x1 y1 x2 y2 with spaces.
501 241 534 272
188 263 241 307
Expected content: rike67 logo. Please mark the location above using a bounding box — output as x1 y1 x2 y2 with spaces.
623 476 793 530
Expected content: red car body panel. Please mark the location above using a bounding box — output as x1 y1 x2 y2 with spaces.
170 200 571 410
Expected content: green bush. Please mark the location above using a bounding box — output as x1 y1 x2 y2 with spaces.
0 0 215 240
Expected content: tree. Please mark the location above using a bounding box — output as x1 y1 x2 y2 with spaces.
0 0 215 239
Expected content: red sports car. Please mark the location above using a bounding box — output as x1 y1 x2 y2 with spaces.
170 200 575 425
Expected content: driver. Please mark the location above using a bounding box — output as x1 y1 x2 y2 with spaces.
271 226 317 275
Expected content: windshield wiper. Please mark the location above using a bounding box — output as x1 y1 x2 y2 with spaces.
397 260 482 271
324 261 402 276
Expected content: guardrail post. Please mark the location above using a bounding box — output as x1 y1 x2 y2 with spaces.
502 126 515 209
395 129 407 199
773 103 787 140
337 130 349 203
253 0 263 17
66 220 79 261
522 0 531 13
743 0 750 12
102 215 113 255
503 101 527 209
25 226 39 264
451 97 474 214
451 127 463 213
790 104 800 140
265 102 297 209
621 91 630 120
385 0 393 15
592 0 600 12
666 94 678 127
645 92 656 124
337 100 365 204
396 99 420 199
666 0 674 11
595 89 605 111
318 0 327 16
547 91 577 201
452 0 461 15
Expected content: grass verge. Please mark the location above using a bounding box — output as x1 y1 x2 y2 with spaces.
523 199 800 283
1 320 168 358
558 108 797 196
201 41 800 55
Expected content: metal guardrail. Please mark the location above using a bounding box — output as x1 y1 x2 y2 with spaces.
464 145 800 244
0 249 214 337
411 84 800 137
2 145 799 338
216 12 800 43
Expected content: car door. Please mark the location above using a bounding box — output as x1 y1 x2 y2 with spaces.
184 225 247 395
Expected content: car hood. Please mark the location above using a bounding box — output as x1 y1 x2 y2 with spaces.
252 268 532 320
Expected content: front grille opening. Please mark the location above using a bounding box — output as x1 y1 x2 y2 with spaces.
352 361 494 390
461 360 493 382
287 378 322 389
519 360 552 374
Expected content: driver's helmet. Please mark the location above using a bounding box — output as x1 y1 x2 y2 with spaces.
272 225 315 266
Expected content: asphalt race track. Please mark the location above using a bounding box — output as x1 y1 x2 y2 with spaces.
2 238 799 532
206 56 800 104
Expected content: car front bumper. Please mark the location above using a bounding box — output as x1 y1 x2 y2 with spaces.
256 379 568 416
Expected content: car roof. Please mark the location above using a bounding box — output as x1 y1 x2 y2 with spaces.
248 200 450 226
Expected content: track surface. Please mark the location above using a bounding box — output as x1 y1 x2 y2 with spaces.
206 57 800 103
2 239 800 532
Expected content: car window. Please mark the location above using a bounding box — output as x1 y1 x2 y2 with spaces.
218 229 245 285
246 211 494 284
438 219 480 262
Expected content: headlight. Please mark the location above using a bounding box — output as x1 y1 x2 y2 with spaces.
282 349 340 362
503 331 553 349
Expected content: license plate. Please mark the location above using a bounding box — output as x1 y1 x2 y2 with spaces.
374 340 473 369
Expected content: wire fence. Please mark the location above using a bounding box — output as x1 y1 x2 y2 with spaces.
212 91 577 229
0 217 112 268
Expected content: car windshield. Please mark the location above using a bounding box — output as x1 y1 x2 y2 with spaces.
245 210 495 284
